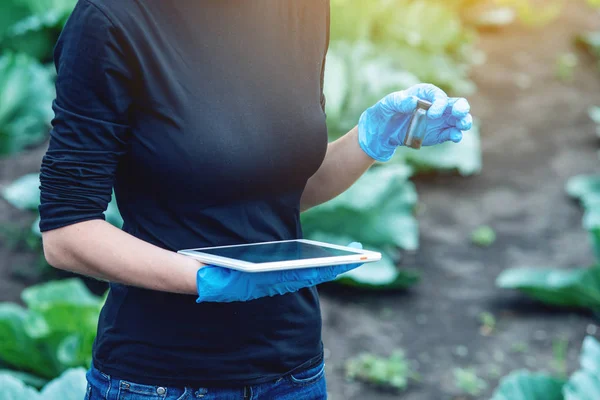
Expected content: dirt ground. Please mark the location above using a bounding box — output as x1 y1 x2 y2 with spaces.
1 3 600 400
321 4 600 400
0 145 48 303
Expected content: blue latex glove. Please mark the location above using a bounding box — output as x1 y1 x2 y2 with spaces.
196 242 364 303
358 83 473 162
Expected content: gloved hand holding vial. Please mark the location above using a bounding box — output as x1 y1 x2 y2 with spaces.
357 83 473 161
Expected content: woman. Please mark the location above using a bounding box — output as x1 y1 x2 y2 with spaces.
38 1 472 399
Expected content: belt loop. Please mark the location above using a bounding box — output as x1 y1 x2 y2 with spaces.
243 386 252 400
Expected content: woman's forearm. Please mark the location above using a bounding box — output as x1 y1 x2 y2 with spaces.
42 219 201 295
300 126 375 212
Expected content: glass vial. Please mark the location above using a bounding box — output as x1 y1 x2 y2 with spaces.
403 99 432 150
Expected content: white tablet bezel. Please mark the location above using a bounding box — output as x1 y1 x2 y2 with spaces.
177 239 382 273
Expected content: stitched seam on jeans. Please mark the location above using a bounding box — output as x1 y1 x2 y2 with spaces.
176 388 191 400
105 375 111 400
289 363 325 386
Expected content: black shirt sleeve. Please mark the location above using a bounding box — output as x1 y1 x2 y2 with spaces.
38 0 133 232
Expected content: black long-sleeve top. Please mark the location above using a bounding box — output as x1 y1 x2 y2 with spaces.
38 0 330 387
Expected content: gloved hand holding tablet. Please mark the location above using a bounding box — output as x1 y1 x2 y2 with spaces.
178 240 381 303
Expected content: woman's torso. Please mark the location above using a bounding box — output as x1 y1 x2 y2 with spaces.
73 0 331 387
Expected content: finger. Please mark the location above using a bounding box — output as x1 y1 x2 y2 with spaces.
198 265 228 279
427 92 448 119
292 267 320 281
347 242 363 249
439 127 463 143
410 83 448 119
327 262 364 277
451 98 471 118
457 113 473 131
196 266 236 298
447 113 473 131
385 91 419 114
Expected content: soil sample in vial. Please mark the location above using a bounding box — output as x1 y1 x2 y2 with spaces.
403 99 432 150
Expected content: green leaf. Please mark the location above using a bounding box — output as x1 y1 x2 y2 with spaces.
563 336 600 400
31 215 41 237
1 11 64 60
0 373 41 400
345 350 417 392
355 0 477 94
3 175 123 235
330 0 476 53
0 369 48 389
490 370 565 400
302 164 421 290
0 304 35 368
565 174 600 261
22 311 50 339
0 2 31 41
496 266 600 311
308 232 419 289
0 52 54 156
56 335 81 367
22 278 101 310
1 173 40 210
0 367 87 400
471 225 496 247
329 0 389 43
0 279 102 379
105 193 124 229
39 368 87 400
325 0 480 143
15 0 77 19
322 46 348 125
566 174 600 206
453 367 488 396
337 259 420 290
394 120 482 176
21 279 102 347
391 45 477 95
324 41 420 139
589 228 600 263
302 165 419 252
0 304 58 378
0 0 77 60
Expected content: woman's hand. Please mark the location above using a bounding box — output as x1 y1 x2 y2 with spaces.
195 242 364 303
357 83 473 162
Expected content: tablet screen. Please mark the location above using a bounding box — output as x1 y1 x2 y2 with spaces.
198 241 356 264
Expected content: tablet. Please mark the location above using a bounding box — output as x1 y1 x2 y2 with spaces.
177 239 382 272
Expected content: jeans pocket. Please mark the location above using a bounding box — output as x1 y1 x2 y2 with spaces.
116 380 189 400
288 362 326 387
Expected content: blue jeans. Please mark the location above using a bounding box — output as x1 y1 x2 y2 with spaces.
85 362 327 400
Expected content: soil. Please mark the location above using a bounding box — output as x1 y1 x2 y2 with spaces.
0 145 48 303
0 3 599 400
